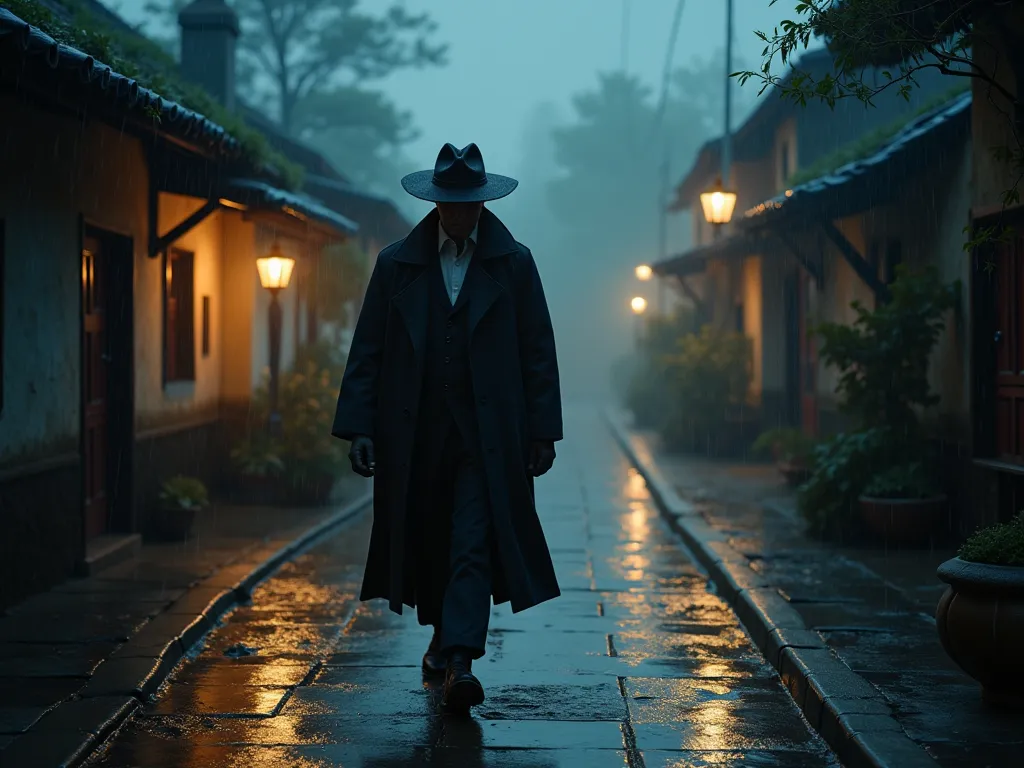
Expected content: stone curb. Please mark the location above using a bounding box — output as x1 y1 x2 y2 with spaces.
0 491 373 768
604 410 940 768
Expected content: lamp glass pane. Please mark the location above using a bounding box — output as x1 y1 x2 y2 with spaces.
257 256 296 289
699 189 738 225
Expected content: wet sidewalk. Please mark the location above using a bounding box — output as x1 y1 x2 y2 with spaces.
621 423 1022 768
83 406 837 768
0 474 370 767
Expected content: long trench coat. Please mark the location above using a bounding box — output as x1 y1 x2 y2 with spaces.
332 207 563 616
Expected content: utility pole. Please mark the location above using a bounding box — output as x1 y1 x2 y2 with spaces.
621 0 631 73
722 0 734 184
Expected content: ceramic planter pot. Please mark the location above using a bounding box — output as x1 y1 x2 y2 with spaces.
936 557 1024 708
858 494 948 546
153 504 199 541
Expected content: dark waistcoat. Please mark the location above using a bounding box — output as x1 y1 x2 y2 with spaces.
416 254 479 453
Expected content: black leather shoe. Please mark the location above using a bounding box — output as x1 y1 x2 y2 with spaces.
422 628 446 677
442 649 485 713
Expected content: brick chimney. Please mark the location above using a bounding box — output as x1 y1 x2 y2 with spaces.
178 0 240 112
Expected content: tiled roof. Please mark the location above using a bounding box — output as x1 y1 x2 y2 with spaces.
654 90 972 277
225 178 359 235
744 90 972 224
0 6 240 156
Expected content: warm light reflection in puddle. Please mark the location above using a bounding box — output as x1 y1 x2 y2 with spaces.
624 468 650 501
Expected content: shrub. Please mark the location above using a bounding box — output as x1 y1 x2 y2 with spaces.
234 341 349 488
753 427 817 465
660 325 752 451
797 427 892 538
959 513 1024 566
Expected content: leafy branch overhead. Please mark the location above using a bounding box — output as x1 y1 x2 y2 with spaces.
739 0 1023 221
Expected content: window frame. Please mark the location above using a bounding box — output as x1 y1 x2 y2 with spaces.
163 247 196 384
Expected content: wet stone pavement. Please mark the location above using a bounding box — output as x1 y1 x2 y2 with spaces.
649 446 1024 768
86 407 839 768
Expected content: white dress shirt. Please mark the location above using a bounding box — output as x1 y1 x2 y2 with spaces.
438 222 478 305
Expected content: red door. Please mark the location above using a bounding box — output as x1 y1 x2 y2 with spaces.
798 273 819 436
994 226 1024 461
82 235 109 539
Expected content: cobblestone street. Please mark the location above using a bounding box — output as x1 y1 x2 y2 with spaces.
86 407 838 767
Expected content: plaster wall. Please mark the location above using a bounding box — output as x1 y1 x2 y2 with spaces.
0 95 147 464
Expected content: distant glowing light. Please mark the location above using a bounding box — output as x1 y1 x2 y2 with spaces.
635 264 653 281
631 296 648 314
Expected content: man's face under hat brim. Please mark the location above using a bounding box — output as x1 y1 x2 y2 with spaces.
400 170 519 203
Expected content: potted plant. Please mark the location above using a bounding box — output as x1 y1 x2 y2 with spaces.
753 427 817 486
798 266 958 542
858 462 948 545
155 475 208 541
936 513 1024 709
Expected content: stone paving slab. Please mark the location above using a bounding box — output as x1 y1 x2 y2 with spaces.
84 406 839 768
608 410 1018 768
608 410 946 768
0 477 371 768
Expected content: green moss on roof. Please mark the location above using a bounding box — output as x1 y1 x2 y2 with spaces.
786 82 971 188
2 0 304 190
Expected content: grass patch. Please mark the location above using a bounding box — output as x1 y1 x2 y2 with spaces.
786 81 970 188
1 0 304 189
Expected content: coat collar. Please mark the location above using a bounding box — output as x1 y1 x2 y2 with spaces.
393 207 518 265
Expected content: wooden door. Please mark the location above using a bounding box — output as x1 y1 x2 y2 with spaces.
994 227 1024 461
799 272 819 436
82 235 109 539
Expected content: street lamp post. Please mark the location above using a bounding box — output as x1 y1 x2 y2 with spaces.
700 0 738 232
256 242 296 438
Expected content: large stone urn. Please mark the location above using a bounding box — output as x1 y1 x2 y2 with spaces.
936 557 1024 708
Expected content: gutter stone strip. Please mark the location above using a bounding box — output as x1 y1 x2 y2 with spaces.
605 410 940 768
0 492 373 768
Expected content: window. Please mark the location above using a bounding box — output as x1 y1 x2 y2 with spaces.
164 248 195 382
201 295 210 358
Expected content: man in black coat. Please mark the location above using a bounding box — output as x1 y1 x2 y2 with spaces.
332 143 563 713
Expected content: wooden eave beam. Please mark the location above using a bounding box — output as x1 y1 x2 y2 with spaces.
772 230 823 287
148 197 221 259
819 218 890 302
672 274 705 313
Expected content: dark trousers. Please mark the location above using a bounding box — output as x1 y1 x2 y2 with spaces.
413 418 493 659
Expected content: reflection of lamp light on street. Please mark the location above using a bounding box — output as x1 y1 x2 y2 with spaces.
699 176 738 226
635 264 653 281
256 242 296 437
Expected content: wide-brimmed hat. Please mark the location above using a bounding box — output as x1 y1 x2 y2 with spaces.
401 143 518 203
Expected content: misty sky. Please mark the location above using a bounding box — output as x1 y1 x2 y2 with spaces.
381 0 816 194
116 0 819 209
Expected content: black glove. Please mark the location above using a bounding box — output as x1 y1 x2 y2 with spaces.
349 436 375 478
528 440 556 477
